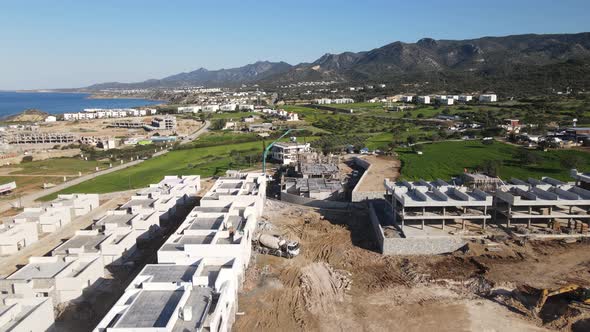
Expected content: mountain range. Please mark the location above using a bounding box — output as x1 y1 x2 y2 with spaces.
86 32 590 93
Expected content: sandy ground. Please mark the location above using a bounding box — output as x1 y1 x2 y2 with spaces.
235 200 590 332
38 117 201 138
353 155 400 192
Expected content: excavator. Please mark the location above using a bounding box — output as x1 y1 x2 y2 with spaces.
532 284 590 315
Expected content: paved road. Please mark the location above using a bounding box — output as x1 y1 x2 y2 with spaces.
0 121 211 213
179 119 210 144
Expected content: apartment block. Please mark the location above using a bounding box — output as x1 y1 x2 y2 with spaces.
494 177 590 229
385 179 493 230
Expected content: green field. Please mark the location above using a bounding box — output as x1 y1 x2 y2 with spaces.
2 158 110 175
40 141 269 200
396 140 590 181
209 111 258 119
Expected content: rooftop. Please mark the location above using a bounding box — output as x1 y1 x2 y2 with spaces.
7 258 69 280
139 264 198 283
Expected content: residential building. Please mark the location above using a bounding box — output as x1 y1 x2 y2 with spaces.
384 179 493 230
0 222 39 256
495 177 590 229
94 260 239 332
149 116 177 131
0 297 54 332
177 105 202 113
479 94 498 102
50 194 99 217
459 95 473 102
271 142 311 165
417 96 431 104
0 255 104 304
401 96 413 102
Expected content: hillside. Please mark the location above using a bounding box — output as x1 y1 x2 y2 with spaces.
85 32 590 94
4 109 49 122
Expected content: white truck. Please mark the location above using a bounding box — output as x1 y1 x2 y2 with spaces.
254 233 300 258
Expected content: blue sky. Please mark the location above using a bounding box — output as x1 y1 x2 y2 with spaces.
1 0 589 90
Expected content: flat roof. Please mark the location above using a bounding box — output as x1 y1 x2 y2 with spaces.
96 213 135 226
53 233 107 254
140 265 198 283
116 290 184 328
8 259 69 280
161 234 215 251
120 198 156 209
188 217 224 230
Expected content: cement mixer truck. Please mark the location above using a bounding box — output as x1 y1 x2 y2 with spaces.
254 233 300 258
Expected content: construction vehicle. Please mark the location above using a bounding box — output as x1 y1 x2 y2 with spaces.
532 284 590 314
254 233 300 258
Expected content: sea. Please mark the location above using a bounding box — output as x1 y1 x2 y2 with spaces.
0 91 164 118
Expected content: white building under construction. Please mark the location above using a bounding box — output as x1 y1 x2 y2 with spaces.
384 179 494 230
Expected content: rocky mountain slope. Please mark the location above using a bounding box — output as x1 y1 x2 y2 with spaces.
86 32 590 93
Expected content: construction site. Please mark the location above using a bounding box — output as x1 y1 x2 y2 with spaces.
232 155 590 332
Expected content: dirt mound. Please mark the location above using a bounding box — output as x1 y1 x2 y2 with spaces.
300 262 351 315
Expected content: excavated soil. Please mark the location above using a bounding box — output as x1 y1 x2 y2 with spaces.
235 200 590 331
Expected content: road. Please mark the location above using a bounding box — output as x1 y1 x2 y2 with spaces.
180 119 210 144
0 120 210 213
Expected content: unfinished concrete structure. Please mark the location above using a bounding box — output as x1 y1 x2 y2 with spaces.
282 177 343 200
299 162 339 179
94 171 264 332
494 177 590 231
0 297 55 332
0 255 104 304
157 204 256 269
3 132 76 145
200 171 266 217
571 169 590 190
385 179 494 230
50 194 99 217
270 141 311 165
11 207 72 234
0 222 39 256
94 259 239 332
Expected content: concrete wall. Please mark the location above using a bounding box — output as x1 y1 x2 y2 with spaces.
351 157 385 202
382 237 467 255
368 202 466 255
280 192 352 209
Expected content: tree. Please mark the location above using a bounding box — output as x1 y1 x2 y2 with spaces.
210 119 227 130
406 135 416 145
560 154 585 170
479 160 503 177
21 155 33 163
514 148 541 166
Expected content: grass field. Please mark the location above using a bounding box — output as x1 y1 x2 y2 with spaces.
209 111 258 119
40 136 319 200
40 141 268 200
396 140 590 181
2 158 110 175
